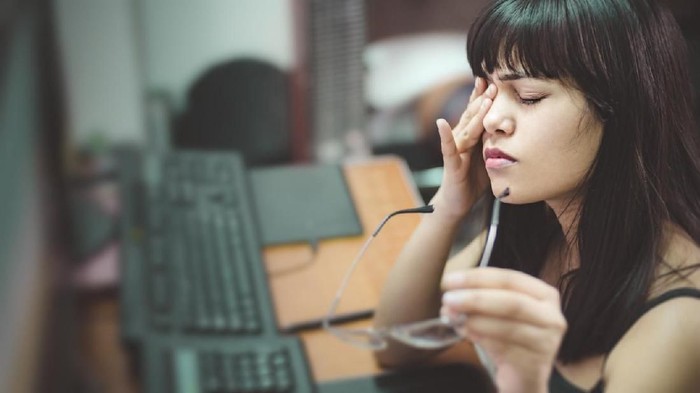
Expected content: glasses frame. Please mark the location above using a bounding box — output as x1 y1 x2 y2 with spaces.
323 189 508 355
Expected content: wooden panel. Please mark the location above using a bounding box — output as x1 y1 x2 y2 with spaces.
264 156 482 382
263 156 424 330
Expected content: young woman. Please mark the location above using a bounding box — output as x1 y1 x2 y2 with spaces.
373 0 700 392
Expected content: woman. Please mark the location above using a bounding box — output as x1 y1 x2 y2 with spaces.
373 0 700 392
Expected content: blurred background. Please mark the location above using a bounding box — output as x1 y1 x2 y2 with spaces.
1 0 487 391
48 0 491 167
1 0 697 392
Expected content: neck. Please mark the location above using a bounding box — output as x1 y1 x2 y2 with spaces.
547 197 581 245
546 197 584 272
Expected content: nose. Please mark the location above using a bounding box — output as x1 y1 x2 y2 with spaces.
482 91 515 136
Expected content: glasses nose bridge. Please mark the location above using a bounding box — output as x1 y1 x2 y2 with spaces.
325 324 390 350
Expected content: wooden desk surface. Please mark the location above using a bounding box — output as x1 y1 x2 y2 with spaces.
264 156 479 382
263 156 425 329
79 155 479 391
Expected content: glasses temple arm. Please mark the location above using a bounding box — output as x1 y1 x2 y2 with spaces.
476 188 509 268
323 205 435 330
477 199 501 268
372 205 434 236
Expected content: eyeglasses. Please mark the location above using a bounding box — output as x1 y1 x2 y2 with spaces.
323 188 509 351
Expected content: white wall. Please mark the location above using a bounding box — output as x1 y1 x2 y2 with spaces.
138 0 295 111
52 0 295 147
53 0 144 146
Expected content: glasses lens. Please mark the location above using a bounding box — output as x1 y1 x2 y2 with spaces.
388 317 465 349
326 326 388 350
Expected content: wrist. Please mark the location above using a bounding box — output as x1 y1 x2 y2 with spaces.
420 204 466 234
428 196 473 223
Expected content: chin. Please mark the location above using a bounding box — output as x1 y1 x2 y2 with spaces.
489 184 536 205
490 183 512 200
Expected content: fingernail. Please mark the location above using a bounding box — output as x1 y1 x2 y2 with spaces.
443 291 470 305
442 271 467 287
440 307 466 324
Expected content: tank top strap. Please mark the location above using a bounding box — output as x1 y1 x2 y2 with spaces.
594 287 700 392
633 287 700 324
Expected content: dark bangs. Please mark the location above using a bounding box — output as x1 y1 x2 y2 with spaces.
467 0 616 93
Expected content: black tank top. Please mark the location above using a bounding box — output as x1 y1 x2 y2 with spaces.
549 287 700 393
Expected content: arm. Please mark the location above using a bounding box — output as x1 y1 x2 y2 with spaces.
374 78 495 367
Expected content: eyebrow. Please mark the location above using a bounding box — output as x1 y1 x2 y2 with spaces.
484 70 527 83
497 71 527 81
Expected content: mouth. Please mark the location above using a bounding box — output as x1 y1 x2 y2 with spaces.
484 148 517 169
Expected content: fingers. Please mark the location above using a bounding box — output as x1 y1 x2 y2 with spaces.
442 267 560 303
467 77 486 105
454 97 492 152
442 287 566 329
462 78 495 121
440 265 565 392
440 268 566 336
462 315 565 354
433 77 496 210
436 78 496 157
436 97 491 163
450 81 496 153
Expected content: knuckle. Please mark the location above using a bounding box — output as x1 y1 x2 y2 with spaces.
558 316 568 332
546 285 561 302
505 299 526 317
551 314 568 333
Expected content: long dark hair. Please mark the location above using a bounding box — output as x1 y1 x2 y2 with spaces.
467 0 700 363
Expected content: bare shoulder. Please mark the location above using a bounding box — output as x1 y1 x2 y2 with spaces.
604 225 700 392
654 223 700 294
604 293 700 392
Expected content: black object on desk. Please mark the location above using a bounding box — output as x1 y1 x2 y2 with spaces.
249 164 362 246
318 363 495 393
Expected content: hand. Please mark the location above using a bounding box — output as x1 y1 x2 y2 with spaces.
432 77 495 219
441 268 567 393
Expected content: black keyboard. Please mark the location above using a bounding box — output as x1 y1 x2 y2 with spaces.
142 336 315 393
144 152 269 335
116 147 315 393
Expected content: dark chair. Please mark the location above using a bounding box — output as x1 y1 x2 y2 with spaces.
172 58 292 166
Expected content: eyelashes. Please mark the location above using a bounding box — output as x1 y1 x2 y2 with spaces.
484 80 548 106
519 97 543 105
518 95 545 106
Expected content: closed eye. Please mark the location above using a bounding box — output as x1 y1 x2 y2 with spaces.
519 95 545 106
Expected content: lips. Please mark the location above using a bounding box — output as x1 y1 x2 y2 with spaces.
484 148 517 169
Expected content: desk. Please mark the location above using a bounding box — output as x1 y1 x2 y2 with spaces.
78 155 480 391
263 156 479 382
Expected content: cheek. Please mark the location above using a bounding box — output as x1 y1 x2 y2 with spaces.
539 121 600 173
533 104 602 159
508 117 601 202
